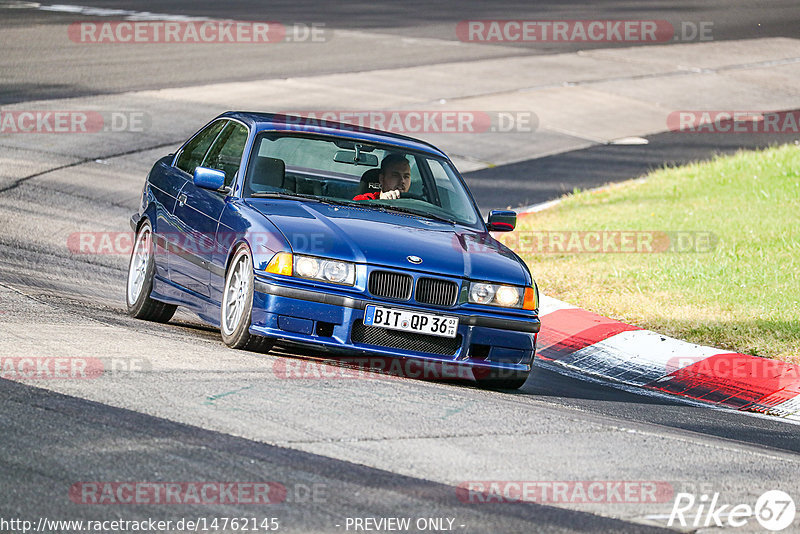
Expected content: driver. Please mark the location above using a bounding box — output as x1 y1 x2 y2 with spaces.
353 153 411 200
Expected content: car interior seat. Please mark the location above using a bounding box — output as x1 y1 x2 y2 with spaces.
248 156 286 193
357 168 381 196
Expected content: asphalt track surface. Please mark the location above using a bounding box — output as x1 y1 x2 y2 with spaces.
2 0 800 105
1 2 799 533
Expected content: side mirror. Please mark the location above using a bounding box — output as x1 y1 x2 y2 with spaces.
487 210 516 232
193 166 226 191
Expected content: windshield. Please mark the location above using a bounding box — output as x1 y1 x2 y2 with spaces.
243 132 482 227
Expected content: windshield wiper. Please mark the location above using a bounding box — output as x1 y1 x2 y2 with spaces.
370 204 456 225
249 192 360 208
250 192 317 200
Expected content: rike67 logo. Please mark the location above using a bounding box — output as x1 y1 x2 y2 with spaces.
669 490 796 531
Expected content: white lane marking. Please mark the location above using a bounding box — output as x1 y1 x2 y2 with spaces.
610 136 649 145
2 2 217 21
765 396 800 420
557 329 723 386
0 1 42 8
519 197 563 214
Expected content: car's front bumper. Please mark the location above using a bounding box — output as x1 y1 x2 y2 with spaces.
249 276 539 376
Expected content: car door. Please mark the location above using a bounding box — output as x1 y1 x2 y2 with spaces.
171 120 249 298
164 119 226 290
145 154 187 280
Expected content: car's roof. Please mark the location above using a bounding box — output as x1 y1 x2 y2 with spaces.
221 111 447 158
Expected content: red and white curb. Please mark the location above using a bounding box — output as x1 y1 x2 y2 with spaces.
537 295 800 422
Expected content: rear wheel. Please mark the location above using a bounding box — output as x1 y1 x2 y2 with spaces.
126 220 177 322
220 245 274 352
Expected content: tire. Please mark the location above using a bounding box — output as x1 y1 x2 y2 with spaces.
475 368 530 390
220 245 274 352
126 220 177 322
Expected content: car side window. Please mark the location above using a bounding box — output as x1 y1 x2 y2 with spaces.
175 120 226 175
202 122 249 188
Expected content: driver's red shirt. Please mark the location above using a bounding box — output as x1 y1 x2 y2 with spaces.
353 191 381 201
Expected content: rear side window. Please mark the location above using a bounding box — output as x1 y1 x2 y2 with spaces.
175 120 226 175
202 122 249 187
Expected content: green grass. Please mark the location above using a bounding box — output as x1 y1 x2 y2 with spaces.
506 144 800 364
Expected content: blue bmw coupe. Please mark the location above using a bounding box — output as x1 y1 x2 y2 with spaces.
127 112 540 388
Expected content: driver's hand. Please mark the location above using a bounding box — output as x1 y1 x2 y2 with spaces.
379 190 401 200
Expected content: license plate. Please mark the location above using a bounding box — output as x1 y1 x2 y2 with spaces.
363 305 458 338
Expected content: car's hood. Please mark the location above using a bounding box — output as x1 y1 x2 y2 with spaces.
247 199 529 284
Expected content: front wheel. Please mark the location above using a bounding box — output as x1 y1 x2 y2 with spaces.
126 220 176 322
220 245 274 352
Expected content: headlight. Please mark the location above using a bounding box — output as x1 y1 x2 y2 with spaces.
468 282 537 310
469 282 496 304
322 260 350 284
265 252 355 286
295 256 319 278
495 285 520 307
